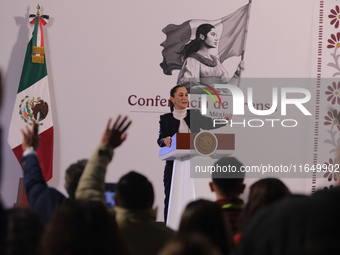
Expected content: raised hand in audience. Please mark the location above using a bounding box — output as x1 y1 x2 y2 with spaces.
21 121 39 151
101 115 132 149
75 115 132 204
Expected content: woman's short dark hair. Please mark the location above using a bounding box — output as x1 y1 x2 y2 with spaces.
180 24 215 60
178 199 233 255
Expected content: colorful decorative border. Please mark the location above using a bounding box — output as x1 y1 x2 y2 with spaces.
313 1 340 192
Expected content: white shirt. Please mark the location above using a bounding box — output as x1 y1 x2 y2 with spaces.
173 109 190 133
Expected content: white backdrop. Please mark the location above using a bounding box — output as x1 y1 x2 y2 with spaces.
1 0 333 221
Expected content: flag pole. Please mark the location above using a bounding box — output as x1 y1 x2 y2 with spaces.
36 4 41 16
237 0 252 87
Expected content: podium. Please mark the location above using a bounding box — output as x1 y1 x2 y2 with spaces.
159 133 235 230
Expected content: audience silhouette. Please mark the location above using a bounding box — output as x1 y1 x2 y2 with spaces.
75 116 174 255
39 200 130 255
5 207 44 255
177 199 233 255
21 121 87 224
239 177 291 232
114 171 174 255
234 178 340 255
0 109 338 255
210 157 245 235
159 234 222 255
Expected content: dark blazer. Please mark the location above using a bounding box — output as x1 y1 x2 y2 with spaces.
157 109 224 147
22 154 68 224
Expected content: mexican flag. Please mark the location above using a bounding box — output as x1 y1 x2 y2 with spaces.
8 13 54 181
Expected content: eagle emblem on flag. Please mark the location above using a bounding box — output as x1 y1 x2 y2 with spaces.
19 96 49 125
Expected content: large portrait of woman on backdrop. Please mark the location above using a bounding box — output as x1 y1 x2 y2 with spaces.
160 3 251 94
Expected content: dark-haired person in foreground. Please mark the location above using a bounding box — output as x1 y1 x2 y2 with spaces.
159 234 223 255
114 171 174 255
238 178 291 233
177 199 233 255
5 207 44 255
21 122 87 224
76 115 174 255
233 173 340 255
40 200 130 255
75 115 132 203
209 157 245 236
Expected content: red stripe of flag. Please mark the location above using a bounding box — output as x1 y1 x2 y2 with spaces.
12 127 54 181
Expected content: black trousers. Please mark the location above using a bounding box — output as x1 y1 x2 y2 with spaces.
163 160 173 223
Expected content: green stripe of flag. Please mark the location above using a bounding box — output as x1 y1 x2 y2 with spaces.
32 17 39 47
17 38 47 93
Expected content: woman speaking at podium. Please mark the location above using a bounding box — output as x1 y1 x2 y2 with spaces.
157 85 230 223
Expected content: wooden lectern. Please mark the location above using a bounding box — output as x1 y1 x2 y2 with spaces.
159 133 235 230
